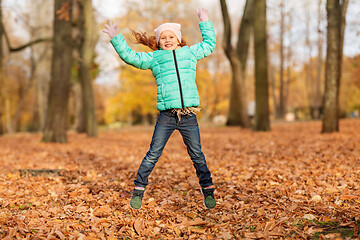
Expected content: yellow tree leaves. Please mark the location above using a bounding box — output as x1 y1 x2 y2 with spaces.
196 65 231 119
340 55 360 115
105 65 157 124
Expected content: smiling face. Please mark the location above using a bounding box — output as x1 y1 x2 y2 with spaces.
159 30 181 50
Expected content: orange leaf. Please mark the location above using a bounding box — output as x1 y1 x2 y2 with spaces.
134 218 146 235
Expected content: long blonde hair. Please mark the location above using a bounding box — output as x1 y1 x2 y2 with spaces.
131 30 187 51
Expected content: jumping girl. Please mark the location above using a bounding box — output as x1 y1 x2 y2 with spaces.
103 8 216 210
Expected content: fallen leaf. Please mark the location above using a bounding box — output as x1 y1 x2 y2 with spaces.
134 218 146 235
185 212 196 219
303 214 317 221
188 218 207 226
264 221 276 232
311 195 322 202
93 206 112 217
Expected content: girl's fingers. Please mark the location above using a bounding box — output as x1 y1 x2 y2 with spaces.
103 21 118 38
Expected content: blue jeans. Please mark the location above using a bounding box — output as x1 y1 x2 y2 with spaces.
134 110 213 188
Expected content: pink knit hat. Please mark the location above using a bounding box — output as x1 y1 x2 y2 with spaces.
154 23 182 43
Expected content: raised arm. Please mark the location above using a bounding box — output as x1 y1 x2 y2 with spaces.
103 21 153 70
190 9 216 60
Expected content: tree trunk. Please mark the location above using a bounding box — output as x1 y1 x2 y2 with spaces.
270 64 278 117
227 79 242 125
253 0 270 131
304 0 315 118
314 0 324 119
237 0 254 75
37 74 47 131
220 0 251 128
278 1 285 119
285 13 293 114
42 0 72 142
12 54 36 131
0 0 4 135
322 0 348 133
78 0 98 137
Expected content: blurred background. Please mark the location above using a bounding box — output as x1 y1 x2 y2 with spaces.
0 0 359 135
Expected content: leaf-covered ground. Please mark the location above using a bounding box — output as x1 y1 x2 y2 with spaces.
0 119 359 239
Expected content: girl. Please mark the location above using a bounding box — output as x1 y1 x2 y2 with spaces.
103 8 216 210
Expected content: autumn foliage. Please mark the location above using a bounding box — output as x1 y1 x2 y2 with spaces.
0 119 359 239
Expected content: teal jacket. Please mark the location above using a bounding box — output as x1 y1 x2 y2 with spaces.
110 21 216 111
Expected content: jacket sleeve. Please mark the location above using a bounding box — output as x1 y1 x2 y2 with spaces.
190 21 216 61
110 33 153 70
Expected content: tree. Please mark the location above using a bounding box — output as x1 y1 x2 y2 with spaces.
0 0 52 134
11 0 52 133
76 0 98 137
322 0 349 133
42 0 72 142
0 0 4 135
313 0 324 119
253 0 270 131
277 0 287 119
220 0 253 128
304 0 325 120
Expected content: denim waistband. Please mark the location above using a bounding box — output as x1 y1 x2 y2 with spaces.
159 109 174 116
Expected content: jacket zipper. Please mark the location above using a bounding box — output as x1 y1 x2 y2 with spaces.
172 50 185 110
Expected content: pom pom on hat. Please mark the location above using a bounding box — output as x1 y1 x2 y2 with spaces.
154 23 181 43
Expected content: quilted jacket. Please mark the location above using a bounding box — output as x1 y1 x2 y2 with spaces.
110 21 216 111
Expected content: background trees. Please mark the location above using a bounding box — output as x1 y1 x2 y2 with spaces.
322 0 349 133
220 0 253 128
74 0 98 137
0 0 359 137
253 0 270 131
41 0 73 143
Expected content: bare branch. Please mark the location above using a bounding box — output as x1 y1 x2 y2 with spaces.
220 0 233 58
1 21 52 53
236 0 254 66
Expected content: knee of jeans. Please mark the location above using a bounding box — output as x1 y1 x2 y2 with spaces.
145 150 162 162
192 156 206 165
189 151 205 160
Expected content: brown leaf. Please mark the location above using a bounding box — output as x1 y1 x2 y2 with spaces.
354 225 359 237
340 195 358 201
325 187 339 194
55 3 71 21
55 230 66 240
338 222 356 227
185 212 196 219
188 218 207 226
93 206 112 217
134 218 146 235
264 221 276 232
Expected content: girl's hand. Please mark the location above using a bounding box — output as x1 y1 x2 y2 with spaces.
103 21 118 39
196 8 209 22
